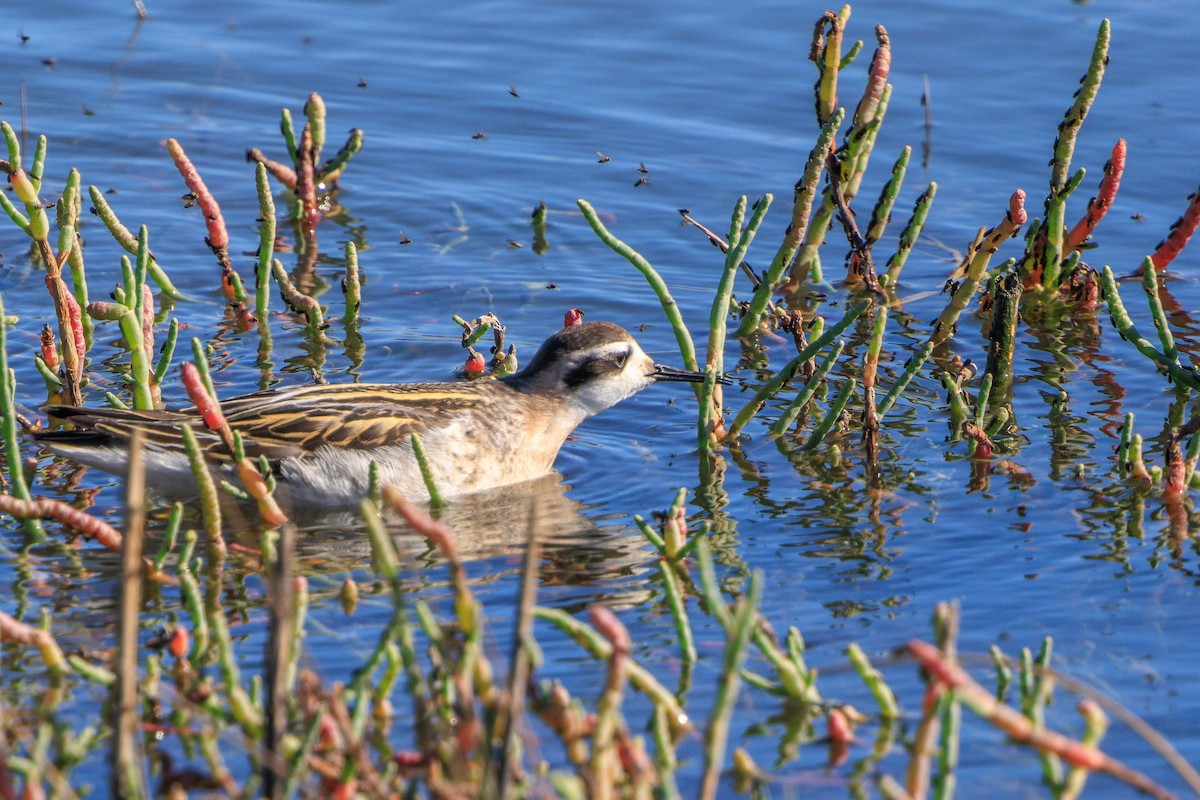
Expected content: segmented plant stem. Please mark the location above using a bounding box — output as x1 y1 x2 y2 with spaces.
577 199 699 375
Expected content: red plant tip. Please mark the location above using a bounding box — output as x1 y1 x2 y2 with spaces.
1077 698 1106 729
1066 139 1125 253
870 25 891 81
219 271 238 302
168 625 190 659
392 751 427 770
166 138 229 250
1008 189 1028 227
669 503 687 538
617 734 653 777
588 605 631 655
235 459 289 525
86 301 127 321
1109 138 1127 169
564 307 585 328
8 168 39 205
0 609 55 648
64 292 86 366
230 302 257 331
180 362 227 432
317 713 343 750
664 502 689 556
1162 438 1188 502
852 25 891 128
0 494 122 552
294 126 321 229
141 283 155 357
827 707 854 744
39 324 59 370
384 488 462 560
550 683 571 707
961 422 994 459
1150 183 1200 272
302 203 323 230
0 609 65 673
464 348 486 375
908 639 969 688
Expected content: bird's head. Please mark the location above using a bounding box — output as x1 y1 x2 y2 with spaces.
509 321 711 415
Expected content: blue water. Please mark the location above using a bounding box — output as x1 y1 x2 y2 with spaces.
3 0 1200 795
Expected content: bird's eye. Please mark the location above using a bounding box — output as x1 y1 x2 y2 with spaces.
613 352 628 369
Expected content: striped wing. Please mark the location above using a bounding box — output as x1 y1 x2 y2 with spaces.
41 381 491 463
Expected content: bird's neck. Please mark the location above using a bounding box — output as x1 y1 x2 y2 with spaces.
481 382 588 476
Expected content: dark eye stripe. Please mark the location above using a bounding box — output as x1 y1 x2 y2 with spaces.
563 352 628 388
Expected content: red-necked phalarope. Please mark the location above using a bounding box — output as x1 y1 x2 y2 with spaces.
35 322 711 504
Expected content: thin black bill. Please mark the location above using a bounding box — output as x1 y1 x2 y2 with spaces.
650 364 733 385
